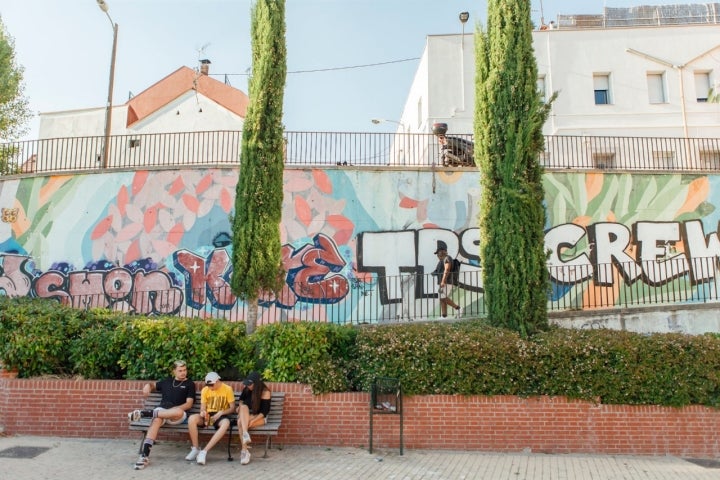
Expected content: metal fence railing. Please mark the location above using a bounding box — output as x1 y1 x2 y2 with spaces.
3 131 720 174
43 256 720 325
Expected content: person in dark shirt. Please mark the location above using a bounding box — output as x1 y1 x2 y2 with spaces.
236 371 272 465
127 360 195 470
432 240 462 318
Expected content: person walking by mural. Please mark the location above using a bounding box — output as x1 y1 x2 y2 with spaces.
127 360 196 470
432 240 462 318
185 372 236 465
236 371 272 465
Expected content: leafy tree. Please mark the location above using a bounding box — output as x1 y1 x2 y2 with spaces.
0 16 31 143
475 0 554 336
0 145 21 175
231 0 287 334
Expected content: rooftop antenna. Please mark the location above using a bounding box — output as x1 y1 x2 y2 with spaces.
194 43 211 79
196 43 211 65
193 43 211 112
539 0 545 26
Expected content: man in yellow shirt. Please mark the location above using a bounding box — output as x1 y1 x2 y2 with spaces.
185 372 235 465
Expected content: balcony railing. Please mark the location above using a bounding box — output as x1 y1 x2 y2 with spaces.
43 256 720 326
2 131 720 174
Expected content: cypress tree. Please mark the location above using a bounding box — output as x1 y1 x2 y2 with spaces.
475 0 554 336
231 0 287 334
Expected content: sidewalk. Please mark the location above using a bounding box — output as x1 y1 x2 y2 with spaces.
0 435 718 480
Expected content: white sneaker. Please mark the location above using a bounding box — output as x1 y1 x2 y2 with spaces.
127 410 141 422
242 431 251 445
240 449 251 465
455 307 463 318
196 450 207 465
185 447 199 461
133 455 149 470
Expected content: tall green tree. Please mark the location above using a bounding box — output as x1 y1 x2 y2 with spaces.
0 16 31 143
231 0 287 334
475 0 554 336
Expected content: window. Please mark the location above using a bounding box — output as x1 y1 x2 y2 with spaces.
592 153 615 169
537 75 546 102
646 73 666 104
652 151 676 170
694 71 710 102
593 74 611 105
128 138 141 148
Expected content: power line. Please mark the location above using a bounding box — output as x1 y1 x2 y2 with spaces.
212 56 420 77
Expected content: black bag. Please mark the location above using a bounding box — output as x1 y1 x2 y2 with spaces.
433 256 461 285
448 257 461 285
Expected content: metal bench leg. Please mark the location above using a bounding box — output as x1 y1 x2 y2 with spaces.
263 436 270 458
227 423 234 461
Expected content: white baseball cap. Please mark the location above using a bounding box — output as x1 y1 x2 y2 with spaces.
204 372 221 385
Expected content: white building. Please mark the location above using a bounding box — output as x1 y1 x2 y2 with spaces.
30 61 248 171
399 4 720 141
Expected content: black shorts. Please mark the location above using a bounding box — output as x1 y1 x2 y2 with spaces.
203 415 231 430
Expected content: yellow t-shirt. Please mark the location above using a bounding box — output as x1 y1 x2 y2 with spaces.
200 383 234 413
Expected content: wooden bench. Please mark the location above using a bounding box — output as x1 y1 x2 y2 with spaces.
128 390 285 461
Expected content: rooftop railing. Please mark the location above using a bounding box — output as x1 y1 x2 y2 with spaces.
2 131 720 174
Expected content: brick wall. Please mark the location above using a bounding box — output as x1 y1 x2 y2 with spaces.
1 378 718 456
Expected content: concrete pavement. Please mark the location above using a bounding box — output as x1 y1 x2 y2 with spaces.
0 435 718 480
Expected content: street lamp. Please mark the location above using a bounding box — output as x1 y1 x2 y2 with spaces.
97 0 118 169
459 12 470 112
459 12 470 27
371 119 409 165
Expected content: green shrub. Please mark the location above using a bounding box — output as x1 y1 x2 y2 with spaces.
0 297 90 377
254 322 354 383
116 317 247 380
531 328 720 407
295 323 358 394
3 296 720 408
69 310 127 379
353 321 534 395
225 333 259 381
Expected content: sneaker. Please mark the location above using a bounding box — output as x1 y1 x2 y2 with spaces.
127 410 141 422
133 455 149 470
242 431 252 445
196 450 207 465
455 307 463 318
240 449 251 465
185 447 199 461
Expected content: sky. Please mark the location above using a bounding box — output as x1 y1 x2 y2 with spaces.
1 0 693 139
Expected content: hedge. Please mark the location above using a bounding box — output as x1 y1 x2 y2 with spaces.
1 297 719 407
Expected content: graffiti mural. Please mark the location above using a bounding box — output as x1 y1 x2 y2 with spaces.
1 167 720 322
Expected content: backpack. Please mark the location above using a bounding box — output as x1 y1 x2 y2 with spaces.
447 257 461 285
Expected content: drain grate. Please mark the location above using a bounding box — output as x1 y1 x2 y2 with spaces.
684 458 720 469
0 446 51 459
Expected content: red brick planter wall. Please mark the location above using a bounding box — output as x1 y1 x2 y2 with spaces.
1 378 718 457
